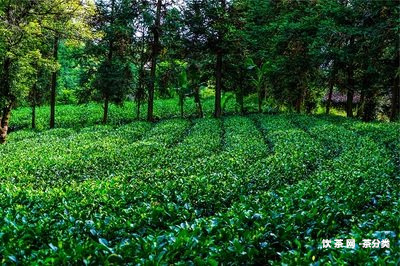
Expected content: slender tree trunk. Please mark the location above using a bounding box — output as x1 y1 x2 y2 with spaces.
136 65 144 120
362 91 376 122
137 25 146 121
295 85 304 113
326 62 337 115
356 90 365 118
390 75 400 121
390 46 400 121
295 97 301 113
346 64 354 118
103 96 109 124
214 0 226 118
136 68 143 120
326 78 334 115
346 37 355 118
102 0 115 125
32 104 36 129
194 86 203 118
147 53 156 121
32 83 37 129
1 57 11 93
50 36 59 129
136 99 141 120
360 72 374 121
0 106 11 144
0 57 12 143
148 0 162 122
346 89 354 117
215 49 223 117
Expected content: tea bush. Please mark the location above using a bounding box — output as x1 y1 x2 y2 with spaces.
0 114 399 264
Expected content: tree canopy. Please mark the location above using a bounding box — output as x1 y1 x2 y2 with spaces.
0 0 399 142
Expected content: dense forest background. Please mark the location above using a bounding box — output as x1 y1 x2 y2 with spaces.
1 1 400 264
0 0 399 143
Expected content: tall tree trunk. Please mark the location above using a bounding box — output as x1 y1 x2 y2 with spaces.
390 75 400 121
390 47 400 121
346 89 354 117
356 90 365 118
136 65 144 120
361 73 375 121
346 64 354 118
295 97 301 113
362 91 376 122
50 36 59 129
239 94 244 114
103 96 109 125
102 0 115 125
215 49 223 117
214 0 226 118
346 37 355 118
194 86 203 118
295 85 304 113
147 0 162 122
0 106 11 144
102 1 115 125
32 83 37 129
326 77 334 115
136 100 141 120
1 57 11 95
32 104 36 129
0 57 12 143
137 25 146 121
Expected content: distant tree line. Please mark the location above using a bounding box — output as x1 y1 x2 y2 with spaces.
1 0 399 143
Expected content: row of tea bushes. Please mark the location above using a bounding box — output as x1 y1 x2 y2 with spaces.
247 115 325 190
9 94 240 132
1 114 398 264
120 116 398 264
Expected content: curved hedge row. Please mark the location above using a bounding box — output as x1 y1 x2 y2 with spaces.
0 115 398 264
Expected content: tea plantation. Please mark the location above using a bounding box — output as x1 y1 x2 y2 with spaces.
0 112 399 264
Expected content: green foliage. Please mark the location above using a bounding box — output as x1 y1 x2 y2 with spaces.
1 0 400 264
58 89 77 105
0 0 94 107
78 0 135 108
1 112 399 264
8 94 238 130
57 41 85 103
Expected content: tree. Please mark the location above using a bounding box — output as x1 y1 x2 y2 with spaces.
28 55 53 129
182 0 231 118
3 0 399 133
0 0 41 143
0 0 94 142
213 0 227 118
187 62 204 118
147 0 163 121
80 0 137 124
39 0 94 128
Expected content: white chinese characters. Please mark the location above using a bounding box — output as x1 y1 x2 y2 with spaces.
346 239 355 249
322 239 390 249
322 239 331 248
334 239 343 248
